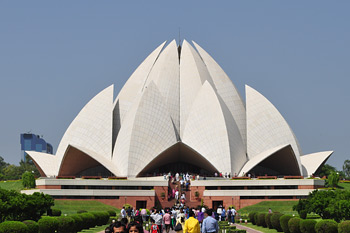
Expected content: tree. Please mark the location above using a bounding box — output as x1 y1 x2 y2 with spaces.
22 171 36 189
293 189 350 222
343 160 350 179
327 172 340 188
319 164 336 178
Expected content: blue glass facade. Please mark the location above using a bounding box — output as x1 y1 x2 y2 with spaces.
20 133 53 162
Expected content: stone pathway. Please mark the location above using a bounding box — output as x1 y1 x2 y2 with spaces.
99 224 263 233
234 223 263 233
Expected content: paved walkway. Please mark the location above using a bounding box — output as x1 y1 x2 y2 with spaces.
234 223 263 233
99 224 262 233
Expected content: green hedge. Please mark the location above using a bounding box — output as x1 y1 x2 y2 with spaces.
288 217 301 233
0 221 28 233
315 220 338 233
299 219 316 233
50 208 62 217
280 215 293 233
70 214 84 232
338 220 350 233
38 216 59 233
79 212 96 229
108 210 116 217
257 213 266 227
23 220 39 233
271 213 284 232
57 216 75 233
248 212 258 225
265 213 273 229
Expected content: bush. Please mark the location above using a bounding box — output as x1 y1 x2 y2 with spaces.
80 212 96 229
299 219 316 233
56 216 75 233
248 212 258 225
265 213 273 229
314 220 338 233
38 216 59 233
22 171 36 189
271 213 284 232
70 214 84 232
254 214 259 226
288 217 301 233
0 221 28 233
108 210 116 217
77 210 87 214
50 208 62 216
338 220 350 233
280 215 293 233
257 213 266 227
91 212 109 226
23 220 39 233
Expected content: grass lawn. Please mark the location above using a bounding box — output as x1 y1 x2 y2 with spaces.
338 182 350 190
0 180 23 191
238 223 278 233
78 224 109 233
54 200 120 215
238 201 298 215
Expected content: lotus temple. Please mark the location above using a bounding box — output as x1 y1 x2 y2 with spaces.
23 40 333 209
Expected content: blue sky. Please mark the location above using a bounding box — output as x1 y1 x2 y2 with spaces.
0 1 349 170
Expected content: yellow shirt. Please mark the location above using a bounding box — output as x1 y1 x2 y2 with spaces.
184 217 200 233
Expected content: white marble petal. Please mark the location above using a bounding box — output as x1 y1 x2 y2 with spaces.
182 81 246 174
301 151 333 177
246 85 302 174
179 40 215 137
145 40 180 134
114 41 166 124
26 151 59 177
56 85 114 162
193 41 246 147
238 144 289 176
112 81 178 177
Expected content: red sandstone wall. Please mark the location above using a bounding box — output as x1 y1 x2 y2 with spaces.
202 196 298 210
37 185 61 189
57 196 155 210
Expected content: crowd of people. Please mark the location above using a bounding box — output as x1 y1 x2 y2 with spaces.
105 206 237 233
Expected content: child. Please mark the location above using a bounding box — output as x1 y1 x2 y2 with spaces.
150 218 159 233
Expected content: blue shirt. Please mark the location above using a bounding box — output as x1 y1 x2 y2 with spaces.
202 216 218 233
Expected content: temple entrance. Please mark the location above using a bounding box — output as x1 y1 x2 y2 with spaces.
137 142 218 177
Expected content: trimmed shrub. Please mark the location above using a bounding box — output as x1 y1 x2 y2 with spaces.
254 213 259 226
23 220 39 233
80 212 96 229
299 219 316 233
70 214 84 232
314 220 338 233
298 210 307 219
257 213 266 227
271 213 284 232
280 215 293 233
0 221 28 233
50 208 62 216
57 216 75 233
265 213 273 229
248 212 258 225
77 210 87 214
108 210 116 217
288 217 301 233
91 212 109 226
231 230 246 233
38 216 59 233
338 220 350 233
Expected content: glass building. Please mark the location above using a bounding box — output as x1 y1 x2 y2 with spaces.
20 133 53 162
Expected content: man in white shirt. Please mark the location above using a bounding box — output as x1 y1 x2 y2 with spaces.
121 206 127 219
